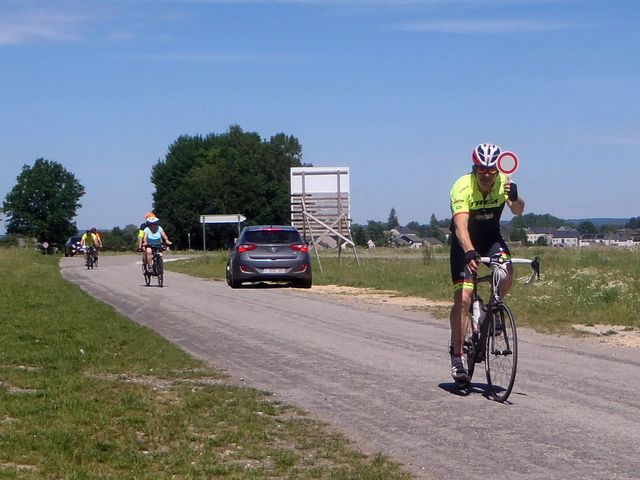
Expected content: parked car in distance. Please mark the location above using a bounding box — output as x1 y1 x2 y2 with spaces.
64 235 83 257
226 225 312 288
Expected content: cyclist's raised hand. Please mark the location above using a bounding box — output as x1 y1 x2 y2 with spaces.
504 178 519 202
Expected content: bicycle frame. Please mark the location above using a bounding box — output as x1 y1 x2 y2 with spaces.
85 246 95 269
464 254 540 402
143 244 166 287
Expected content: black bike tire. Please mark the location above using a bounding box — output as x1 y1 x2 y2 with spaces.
143 262 151 286
156 256 164 287
485 303 518 403
465 315 476 383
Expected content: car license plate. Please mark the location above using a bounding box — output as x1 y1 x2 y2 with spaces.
262 268 287 274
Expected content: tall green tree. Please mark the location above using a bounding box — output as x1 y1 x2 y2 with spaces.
577 221 597 234
151 125 305 249
387 207 400 230
351 224 368 247
2 158 84 247
511 212 566 229
428 213 447 242
509 227 528 244
366 220 387 246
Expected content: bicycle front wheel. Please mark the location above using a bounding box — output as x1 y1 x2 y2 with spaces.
156 256 164 287
485 303 517 403
143 263 151 286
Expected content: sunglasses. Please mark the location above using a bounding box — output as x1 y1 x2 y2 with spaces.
475 166 498 175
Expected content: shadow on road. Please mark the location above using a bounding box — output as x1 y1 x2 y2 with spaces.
438 382 508 402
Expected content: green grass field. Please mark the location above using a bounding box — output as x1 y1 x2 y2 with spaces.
0 248 412 479
168 246 640 333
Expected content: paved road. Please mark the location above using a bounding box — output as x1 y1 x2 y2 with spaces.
61 255 640 480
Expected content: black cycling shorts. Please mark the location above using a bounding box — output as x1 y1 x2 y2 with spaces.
450 236 511 290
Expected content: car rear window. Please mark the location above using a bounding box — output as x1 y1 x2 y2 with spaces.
243 229 302 244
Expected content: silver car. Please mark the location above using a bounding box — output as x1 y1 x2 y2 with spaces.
226 225 312 288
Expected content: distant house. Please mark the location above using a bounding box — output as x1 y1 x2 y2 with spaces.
613 228 640 247
526 227 555 245
397 226 417 236
579 233 607 246
551 228 580 247
401 233 424 249
389 228 413 248
423 237 445 248
389 227 444 249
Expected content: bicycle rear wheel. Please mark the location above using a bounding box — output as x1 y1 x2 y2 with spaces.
485 303 517 402
156 256 164 287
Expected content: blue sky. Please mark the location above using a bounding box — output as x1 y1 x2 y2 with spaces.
1 0 639 235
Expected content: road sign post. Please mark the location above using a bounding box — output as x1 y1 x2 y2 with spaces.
199 214 247 252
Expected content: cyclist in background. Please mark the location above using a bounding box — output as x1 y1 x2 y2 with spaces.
448 143 525 382
137 211 156 250
80 229 98 265
137 222 148 268
142 215 172 272
90 227 102 264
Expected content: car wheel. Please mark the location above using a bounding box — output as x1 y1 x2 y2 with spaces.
225 263 233 286
226 263 241 288
297 278 312 289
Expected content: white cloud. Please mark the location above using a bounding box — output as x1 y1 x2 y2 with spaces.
390 18 587 33
138 52 294 63
0 9 86 45
592 134 640 146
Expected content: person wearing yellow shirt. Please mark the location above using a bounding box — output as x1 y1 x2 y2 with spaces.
448 143 525 382
80 229 100 266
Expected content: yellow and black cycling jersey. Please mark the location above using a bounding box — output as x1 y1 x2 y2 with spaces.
81 232 98 248
449 172 509 245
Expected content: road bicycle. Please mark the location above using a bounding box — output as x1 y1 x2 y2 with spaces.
456 253 540 402
85 246 95 270
143 244 166 287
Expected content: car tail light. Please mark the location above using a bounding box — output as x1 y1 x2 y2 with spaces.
290 244 308 253
236 243 257 253
296 264 309 273
240 265 250 273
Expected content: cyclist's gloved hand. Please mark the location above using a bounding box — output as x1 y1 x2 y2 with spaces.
464 250 481 265
507 182 519 202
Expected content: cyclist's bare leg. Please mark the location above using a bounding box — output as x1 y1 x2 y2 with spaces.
145 247 153 268
450 287 473 356
498 263 514 297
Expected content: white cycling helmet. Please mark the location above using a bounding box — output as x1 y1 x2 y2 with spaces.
472 143 501 167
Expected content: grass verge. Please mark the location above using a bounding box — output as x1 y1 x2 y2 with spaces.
0 248 413 479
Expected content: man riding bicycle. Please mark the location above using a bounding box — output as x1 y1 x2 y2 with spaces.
449 144 525 382
80 228 100 265
90 227 102 263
